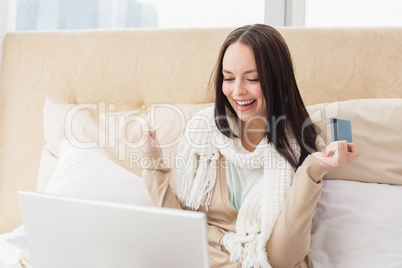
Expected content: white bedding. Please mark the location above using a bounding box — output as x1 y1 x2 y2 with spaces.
0 226 30 268
311 180 402 268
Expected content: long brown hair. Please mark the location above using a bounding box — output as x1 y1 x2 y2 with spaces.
213 24 318 169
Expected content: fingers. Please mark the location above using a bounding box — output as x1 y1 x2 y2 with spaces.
129 124 159 153
347 142 360 162
323 140 347 157
316 140 359 171
130 124 154 141
143 125 159 146
323 146 336 157
141 125 156 140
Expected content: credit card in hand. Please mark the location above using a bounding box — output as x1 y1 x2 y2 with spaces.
330 118 352 143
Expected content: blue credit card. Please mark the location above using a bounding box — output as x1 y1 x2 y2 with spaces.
330 118 353 143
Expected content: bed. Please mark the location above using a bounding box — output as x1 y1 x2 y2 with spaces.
0 27 402 267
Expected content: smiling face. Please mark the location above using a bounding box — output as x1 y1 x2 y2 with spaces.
222 42 267 126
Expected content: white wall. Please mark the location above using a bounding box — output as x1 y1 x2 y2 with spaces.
0 0 17 75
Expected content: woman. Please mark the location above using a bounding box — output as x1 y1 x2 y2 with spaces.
132 24 359 268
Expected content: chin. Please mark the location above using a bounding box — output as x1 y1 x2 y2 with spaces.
235 113 253 124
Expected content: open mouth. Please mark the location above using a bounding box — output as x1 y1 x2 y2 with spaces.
235 99 256 111
236 100 255 106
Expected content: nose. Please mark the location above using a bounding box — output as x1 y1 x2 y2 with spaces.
233 80 247 96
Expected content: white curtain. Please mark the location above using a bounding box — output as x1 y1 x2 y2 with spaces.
264 0 305 26
0 0 17 77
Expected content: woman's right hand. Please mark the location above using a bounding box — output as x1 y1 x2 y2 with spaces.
130 124 160 153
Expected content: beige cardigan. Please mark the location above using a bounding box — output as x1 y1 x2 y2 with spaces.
140 138 327 268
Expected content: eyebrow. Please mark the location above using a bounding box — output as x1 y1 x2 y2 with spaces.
222 69 258 75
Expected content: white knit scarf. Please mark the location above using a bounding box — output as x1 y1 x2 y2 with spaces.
174 106 300 268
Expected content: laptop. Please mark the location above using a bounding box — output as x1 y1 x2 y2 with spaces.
18 191 210 268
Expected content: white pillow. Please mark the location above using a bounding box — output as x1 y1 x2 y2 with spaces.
311 180 402 268
44 140 152 206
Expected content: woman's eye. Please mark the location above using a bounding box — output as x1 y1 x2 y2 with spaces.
223 78 234 81
248 79 259 82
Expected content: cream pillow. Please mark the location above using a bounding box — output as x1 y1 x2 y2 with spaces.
41 95 212 191
307 98 402 185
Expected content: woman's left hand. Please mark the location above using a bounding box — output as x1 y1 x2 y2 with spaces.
312 140 359 171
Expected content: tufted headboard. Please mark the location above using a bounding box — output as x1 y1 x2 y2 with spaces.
1 27 402 233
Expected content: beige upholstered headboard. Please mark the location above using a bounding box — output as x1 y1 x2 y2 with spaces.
1 27 401 233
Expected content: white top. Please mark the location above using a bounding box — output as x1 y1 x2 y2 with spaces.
226 162 264 211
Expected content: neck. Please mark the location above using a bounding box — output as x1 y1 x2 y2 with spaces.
240 120 267 152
